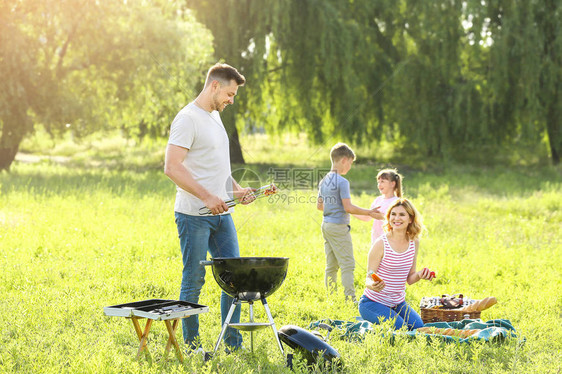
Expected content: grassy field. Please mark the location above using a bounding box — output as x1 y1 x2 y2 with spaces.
1 134 561 373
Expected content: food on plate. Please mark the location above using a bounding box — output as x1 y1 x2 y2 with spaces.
440 294 464 308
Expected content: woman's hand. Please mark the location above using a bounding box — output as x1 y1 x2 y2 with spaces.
418 267 436 281
366 278 386 292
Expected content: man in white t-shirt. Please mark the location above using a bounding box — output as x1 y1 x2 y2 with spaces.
164 63 254 352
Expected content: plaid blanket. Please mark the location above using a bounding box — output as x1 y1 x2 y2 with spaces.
308 318 521 344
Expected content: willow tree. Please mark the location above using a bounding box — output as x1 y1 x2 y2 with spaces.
185 0 496 161
345 0 470 158
0 0 212 171
185 0 375 163
354 0 561 162
186 0 559 164
473 0 562 164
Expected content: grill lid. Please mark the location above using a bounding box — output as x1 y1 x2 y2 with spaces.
278 325 341 364
205 257 289 301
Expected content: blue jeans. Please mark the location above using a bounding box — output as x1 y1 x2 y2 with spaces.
358 295 424 330
175 212 243 348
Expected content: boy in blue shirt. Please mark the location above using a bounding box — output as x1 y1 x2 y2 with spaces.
317 143 380 302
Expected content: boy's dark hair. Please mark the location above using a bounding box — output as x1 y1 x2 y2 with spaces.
330 143 356 163
206 63 246 87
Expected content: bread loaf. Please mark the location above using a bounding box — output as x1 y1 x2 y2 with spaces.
461 300 479 312
478 296 497 311
459 329 480 338
417 327 480 338
461 296 497 312
417 327 435 334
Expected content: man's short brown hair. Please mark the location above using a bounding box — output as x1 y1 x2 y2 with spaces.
206 63 245 87
330 143 356 163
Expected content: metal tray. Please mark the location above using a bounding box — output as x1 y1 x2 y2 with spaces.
104 299 170 318
104 299 209 321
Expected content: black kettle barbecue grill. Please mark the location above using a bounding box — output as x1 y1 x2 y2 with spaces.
201 256 289 355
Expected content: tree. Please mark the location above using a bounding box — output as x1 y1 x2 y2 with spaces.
5 0 557 168
184 0 492 160
185 0 372 163
185 0 561 165
0 0 213 171
478 0 562 164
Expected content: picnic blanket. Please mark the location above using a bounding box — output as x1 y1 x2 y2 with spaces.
308 318 521 344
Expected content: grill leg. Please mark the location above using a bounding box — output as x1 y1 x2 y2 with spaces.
262 298 284 356
213 298 239 354
249 301 254 353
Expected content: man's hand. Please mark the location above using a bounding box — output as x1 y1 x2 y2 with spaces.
234 187 257 205
203 194 229 215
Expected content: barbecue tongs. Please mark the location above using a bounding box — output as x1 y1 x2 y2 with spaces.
198 183 277 215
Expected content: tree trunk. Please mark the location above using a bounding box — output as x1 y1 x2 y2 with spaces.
228 126 246 164
0 128 24 171
221 108 245 164
542 0 560 165
545 91 561 165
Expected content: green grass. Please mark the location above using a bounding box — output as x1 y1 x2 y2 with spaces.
1 134 561 373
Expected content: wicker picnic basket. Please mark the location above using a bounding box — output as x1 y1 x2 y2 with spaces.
420 308 481 323
420 296 497 323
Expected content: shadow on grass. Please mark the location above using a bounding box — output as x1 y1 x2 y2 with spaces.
1 158 171 197
2 156 560 198
236 161 562 198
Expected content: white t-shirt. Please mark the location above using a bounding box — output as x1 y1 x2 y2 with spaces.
168 102 233 216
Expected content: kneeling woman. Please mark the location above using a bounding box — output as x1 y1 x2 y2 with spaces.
358 198 434 330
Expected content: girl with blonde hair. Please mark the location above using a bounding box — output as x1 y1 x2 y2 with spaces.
354 168 404 244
